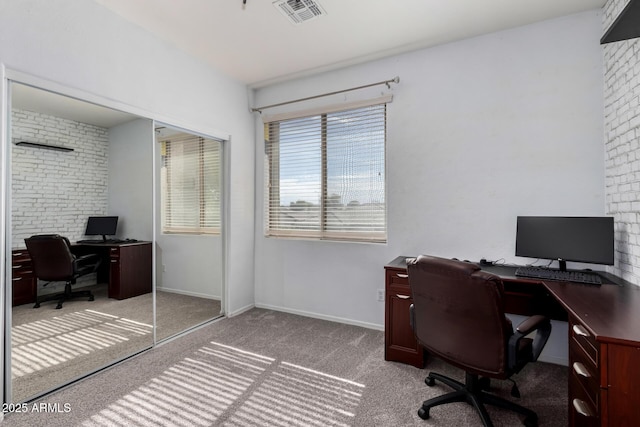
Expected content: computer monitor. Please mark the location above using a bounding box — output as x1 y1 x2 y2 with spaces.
515 216 614 271
85 216 118 241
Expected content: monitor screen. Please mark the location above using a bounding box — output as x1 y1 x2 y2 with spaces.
516 216 614 268
85 216 118 237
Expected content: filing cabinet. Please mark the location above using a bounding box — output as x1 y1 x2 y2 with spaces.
384 258 424 368
107 242 152 300
11 249 37 306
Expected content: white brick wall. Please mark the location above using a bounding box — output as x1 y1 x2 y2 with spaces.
11 108 109 249
604 0 640 284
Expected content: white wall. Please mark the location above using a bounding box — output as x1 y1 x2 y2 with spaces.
253 9 605 366
108 118 153 241
155 235 223 299
0 0 256 318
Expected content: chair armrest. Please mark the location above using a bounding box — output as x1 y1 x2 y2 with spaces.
507 315 551 372
73 253 102 274
74 253 100 264
515 315 548 335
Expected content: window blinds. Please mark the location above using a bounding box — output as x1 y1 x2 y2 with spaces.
161 133 222 234
264 102 387 242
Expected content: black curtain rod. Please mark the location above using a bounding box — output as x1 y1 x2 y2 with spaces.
251 76 399 113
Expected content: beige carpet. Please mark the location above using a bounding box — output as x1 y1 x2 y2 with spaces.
10 285 221 403
2 308 568 426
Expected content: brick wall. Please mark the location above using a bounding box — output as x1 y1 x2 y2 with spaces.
11 108 109 249
603 0 640 284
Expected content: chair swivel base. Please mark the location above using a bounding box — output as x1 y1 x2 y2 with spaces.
33 282 94 309
418 372 538 427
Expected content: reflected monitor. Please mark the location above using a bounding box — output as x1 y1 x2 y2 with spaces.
85 216 118 242
515 216 614 271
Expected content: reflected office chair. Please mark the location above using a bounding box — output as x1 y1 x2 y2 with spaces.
24 234 102 309
407 255 551 427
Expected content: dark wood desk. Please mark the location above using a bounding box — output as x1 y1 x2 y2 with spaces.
384 256 640 427
11 249 37 306
73 241 152 300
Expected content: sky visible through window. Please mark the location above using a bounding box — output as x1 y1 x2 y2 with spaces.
277 108 385 207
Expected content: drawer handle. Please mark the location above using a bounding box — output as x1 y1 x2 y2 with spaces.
572 362 591 378
572 324 590 338
396 274 408 279
572 399 594 417
12 277 21 282
13 252 23 256
396 294 410 299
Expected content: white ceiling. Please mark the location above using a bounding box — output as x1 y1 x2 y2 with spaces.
12 0 608 128
95 0 606 87
11 84 140 129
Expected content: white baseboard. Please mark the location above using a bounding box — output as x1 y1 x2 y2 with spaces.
255 303 384 331
156 287 220 300
227 303 255 317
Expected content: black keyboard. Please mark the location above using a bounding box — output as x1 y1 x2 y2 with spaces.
515 266 602 285
77 239 126 244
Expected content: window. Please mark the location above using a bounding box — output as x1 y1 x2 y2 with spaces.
264 101 387 242
160 133 222 234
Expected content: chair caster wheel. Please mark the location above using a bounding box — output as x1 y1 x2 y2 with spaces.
523 414 538 427
425 376 436 387
418 407 430 420
33 303 40 308
89 295 94 301
55 304 62 309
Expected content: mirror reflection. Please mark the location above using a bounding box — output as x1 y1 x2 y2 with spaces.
154 124 224 342
9 83 154 402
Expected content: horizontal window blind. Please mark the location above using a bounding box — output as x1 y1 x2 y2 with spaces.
160 133 221 234
265 102 386 242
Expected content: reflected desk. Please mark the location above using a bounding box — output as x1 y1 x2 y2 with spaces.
384 256 640 427
73 241 152 300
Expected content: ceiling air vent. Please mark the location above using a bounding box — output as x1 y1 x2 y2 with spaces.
273 0 326 25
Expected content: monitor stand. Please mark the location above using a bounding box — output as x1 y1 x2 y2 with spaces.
557 259 567 272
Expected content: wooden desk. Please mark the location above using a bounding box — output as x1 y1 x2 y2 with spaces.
11 249 37 306
73 241 152 300
384 256 640 426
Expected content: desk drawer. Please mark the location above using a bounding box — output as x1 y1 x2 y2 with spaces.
386 269 409 287
570 339 599 411
570 317 598 368
569 374 599 427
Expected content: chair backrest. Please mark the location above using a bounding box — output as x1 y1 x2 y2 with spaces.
24 234 75 281
407 255 511 377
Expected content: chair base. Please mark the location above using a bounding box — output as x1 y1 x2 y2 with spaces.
418 372 538 427
33 282 94 309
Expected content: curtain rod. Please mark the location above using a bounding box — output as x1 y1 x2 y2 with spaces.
251 76 399 113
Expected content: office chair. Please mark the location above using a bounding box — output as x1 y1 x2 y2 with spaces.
407 255 551 427
24 234 102 309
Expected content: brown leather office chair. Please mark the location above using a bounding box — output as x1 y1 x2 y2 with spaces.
24 234 101 309
407 255 551 427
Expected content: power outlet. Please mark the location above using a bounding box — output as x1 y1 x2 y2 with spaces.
377 289 385 302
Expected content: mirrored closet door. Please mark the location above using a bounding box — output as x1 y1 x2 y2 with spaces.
154 123 225 342
7 82 155 402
